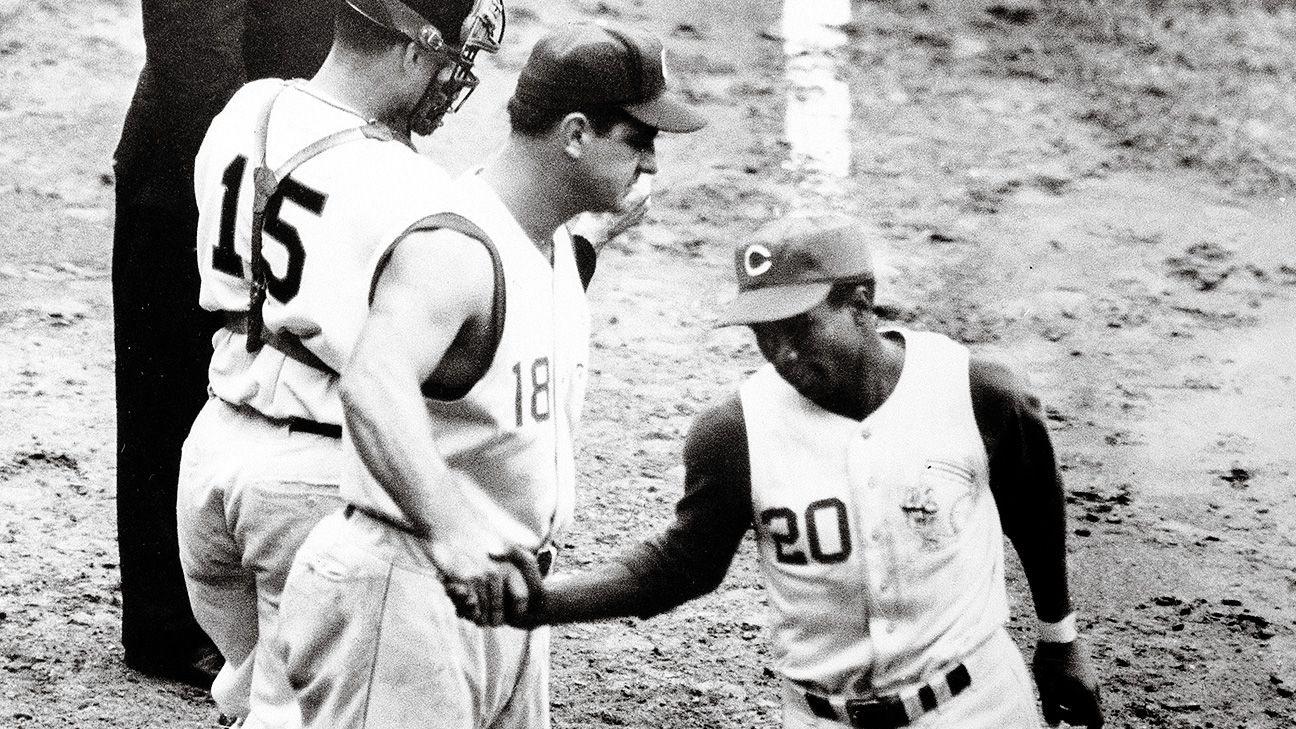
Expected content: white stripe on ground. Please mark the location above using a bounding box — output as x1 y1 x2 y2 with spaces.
782 0 852 179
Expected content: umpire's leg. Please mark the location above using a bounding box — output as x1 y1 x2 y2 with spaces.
112 196 222 681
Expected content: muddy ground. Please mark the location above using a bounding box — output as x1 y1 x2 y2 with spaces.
1 0 1294 727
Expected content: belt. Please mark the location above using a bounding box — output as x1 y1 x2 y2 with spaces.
220 399 342 439
804 663 972 729
343 504 556 577
287 417 342 439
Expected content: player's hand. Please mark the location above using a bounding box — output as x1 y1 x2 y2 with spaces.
433 543 508 626
425 505 523 627
568 173 653 252
1032 638 1103 728
443 547 542 628
495 548 547 630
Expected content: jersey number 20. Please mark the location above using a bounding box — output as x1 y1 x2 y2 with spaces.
212 155 328 304
760 498 852 565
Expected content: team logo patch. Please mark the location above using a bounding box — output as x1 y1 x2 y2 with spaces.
901 460 975 551
744 244 773 277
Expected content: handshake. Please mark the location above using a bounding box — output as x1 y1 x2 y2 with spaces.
417 473 563 630
439 545 552 630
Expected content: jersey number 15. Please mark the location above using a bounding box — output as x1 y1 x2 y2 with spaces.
211 155 328 304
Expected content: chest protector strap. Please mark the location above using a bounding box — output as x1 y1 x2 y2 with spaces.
243 82 407 373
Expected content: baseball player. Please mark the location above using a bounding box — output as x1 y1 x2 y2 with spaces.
272 23 706 729
505 213 1105 728
176 0 505 726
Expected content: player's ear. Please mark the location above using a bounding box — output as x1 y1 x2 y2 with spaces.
401 39 422 71
560 113 592 159
402 39 447 79
847 281 875 324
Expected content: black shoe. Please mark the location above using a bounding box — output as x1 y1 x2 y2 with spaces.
125 643 223 689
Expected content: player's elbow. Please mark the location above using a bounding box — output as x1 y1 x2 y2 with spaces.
633 560 729 620
688 562 730 599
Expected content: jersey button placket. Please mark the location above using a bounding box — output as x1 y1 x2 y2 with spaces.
849 428 890 648
864 429 906 667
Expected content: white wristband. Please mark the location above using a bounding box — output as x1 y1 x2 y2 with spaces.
1038 613 1078 643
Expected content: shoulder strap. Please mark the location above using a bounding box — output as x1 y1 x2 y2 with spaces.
243 82 288 352
242 84 401 368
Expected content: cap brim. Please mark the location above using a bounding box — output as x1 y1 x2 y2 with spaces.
622 92 708 133
715 282 832 327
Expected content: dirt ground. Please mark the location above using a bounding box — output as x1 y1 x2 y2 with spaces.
1 0 1294 727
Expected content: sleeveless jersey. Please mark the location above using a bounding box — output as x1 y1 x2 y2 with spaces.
341 172 592 550
740 330 1008 696
194 79 455 425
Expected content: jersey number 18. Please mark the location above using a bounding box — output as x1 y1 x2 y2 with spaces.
513 357 551 427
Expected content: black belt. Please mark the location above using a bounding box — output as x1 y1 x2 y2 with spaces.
342 504 555 577
805 663 971 729
287 417 342 439
221 399 341 438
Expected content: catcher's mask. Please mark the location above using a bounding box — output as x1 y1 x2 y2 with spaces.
344 0 506 136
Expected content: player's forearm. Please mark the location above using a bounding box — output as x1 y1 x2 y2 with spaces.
1011 495 1073 622
539 564 655 625
340 360 461 539
1005 436 1073 622
529 514 740 628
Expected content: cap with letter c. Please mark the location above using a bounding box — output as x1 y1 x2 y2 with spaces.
717 212 875 327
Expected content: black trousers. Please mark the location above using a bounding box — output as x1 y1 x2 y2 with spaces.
111 195 222 666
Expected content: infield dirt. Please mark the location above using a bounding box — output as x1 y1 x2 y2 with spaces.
1 1 1293 727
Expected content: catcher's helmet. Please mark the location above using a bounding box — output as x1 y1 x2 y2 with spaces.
345 0 506 134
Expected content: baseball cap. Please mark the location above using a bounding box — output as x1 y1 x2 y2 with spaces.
511 23 707 133
717 213 875 327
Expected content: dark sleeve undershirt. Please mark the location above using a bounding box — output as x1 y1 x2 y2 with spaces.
970 357 1074 622
617 394 754 618
543 394 753 623
572 234 597 291
547 357 1072 624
